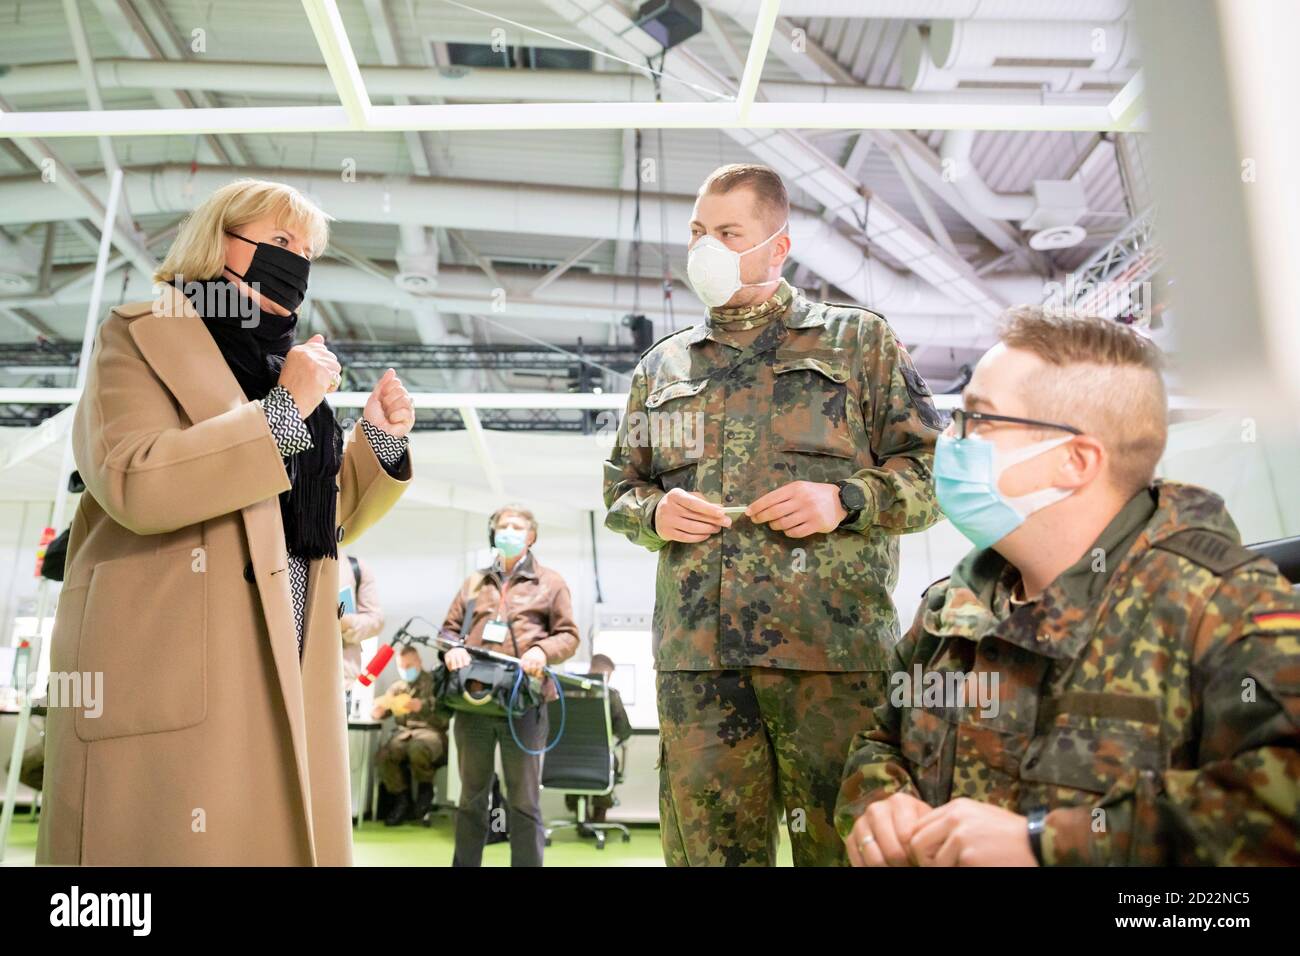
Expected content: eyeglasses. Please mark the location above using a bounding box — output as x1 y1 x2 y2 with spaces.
949 408 1082 440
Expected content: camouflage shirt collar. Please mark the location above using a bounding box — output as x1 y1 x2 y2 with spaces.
781 288 830 329
687 284 823 348
929 486 1158 658
706 278 795 330
995 487 1158 658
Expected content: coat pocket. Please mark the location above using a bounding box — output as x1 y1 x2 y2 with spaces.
75 545 208 741
899 706 951 804
771 350 857 460
644 377 711 477
1019 693 1164 796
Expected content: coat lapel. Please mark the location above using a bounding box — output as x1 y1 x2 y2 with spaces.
124 284 318 863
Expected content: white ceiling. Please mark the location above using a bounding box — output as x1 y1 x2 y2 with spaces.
0 0 1148 387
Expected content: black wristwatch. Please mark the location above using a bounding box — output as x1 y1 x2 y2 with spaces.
834 479 866 526
1026 807 1047 866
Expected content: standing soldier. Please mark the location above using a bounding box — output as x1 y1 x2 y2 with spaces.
603 163 942 866
836 309 1300 866
373 645 450 826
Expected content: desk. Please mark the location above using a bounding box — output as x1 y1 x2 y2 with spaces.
347 720 382 823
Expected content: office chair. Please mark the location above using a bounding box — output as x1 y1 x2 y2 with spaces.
541 677 632 850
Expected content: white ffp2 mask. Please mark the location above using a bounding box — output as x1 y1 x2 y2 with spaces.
687 221 788 309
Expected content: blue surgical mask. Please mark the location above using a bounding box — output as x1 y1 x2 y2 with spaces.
398 666 420 682
495 527 528 558
934 432 1075 549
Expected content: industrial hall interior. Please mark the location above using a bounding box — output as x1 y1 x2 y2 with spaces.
0 0 1298 876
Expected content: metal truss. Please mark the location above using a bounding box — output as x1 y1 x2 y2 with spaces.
1049 205 1162 322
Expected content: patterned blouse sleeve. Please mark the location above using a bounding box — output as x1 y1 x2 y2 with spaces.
359 418 410 474
257 384 314 457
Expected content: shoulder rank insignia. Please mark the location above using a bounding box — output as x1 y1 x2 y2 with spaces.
1153 529 1257 575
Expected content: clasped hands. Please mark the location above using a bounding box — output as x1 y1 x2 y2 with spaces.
845 793 1038 867
279 334 414 437
653 482 849 542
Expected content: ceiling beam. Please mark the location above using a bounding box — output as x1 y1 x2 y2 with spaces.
528 239 607 296
0 97 1140 138
88 0 243 166
884 144 960 258
0 108 157 280
61 0 138 238
458 407 505 496
734 0 780 122
300 0 372 128
750 14 1037 265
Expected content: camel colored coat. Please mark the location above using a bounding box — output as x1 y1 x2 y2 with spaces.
36 284 412 866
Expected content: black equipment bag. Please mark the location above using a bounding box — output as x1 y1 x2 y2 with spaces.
429 582 543 719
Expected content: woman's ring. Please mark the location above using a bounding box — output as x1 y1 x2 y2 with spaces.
859 834 876 847
329 373 341 392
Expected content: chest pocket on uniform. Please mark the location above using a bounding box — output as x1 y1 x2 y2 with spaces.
1019 692 1165 798
771 349 856 460
644 377 710 491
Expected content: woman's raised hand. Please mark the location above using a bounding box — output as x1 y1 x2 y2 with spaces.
277 333 340 418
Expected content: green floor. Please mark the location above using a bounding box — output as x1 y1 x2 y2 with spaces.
352 811 669 866
2 811 37 866
1 809 796 866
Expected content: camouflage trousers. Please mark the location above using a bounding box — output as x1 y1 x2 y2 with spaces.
656 668 886 867
376 727 448 793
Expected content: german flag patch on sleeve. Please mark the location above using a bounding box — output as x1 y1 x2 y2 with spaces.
1251 611 1300 632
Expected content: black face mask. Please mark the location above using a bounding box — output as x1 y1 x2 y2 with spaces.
224 231 311 313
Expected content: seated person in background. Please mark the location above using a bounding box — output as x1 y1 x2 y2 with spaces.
565 653 634 832
373 645 450 826
835 307 1300 867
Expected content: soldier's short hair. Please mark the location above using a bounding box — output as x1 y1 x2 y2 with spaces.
698 164 789 231
398 644 420 658
998 306 1168 496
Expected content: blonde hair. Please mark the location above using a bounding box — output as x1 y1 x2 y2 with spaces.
698 163 789 231
153 178 333 284
998 306 1168 495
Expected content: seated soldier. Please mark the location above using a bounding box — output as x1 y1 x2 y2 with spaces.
565 654 634 833
835 307 1300 867
373 645 451 826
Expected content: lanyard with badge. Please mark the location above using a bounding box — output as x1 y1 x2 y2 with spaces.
480 575 513 647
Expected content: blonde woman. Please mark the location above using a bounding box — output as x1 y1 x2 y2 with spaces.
36 179 415 865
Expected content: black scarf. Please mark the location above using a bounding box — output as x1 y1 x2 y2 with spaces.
182 279 343 561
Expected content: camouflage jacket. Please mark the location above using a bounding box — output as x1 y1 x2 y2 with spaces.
384 670 450 734
834 481 1300 865
603 283 942 671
